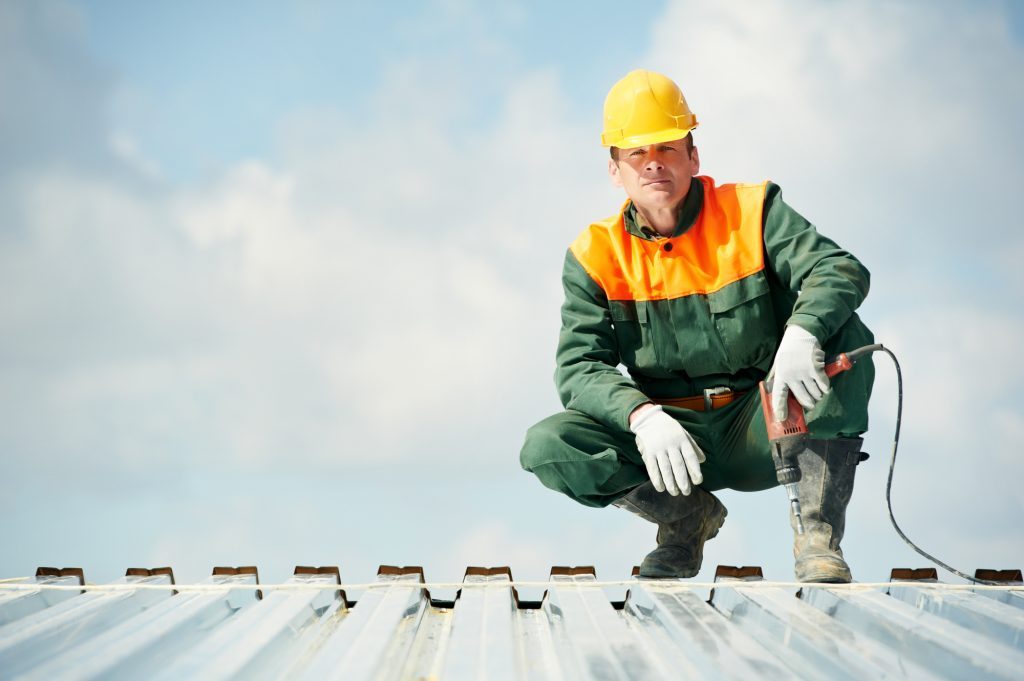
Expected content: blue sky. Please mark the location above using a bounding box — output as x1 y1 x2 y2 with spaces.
2 0 1023 588
80 0 660 182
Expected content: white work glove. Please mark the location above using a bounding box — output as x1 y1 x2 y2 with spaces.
629 404 706 496
771 324 829 421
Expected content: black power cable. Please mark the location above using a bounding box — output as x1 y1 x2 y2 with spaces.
874 344 998 585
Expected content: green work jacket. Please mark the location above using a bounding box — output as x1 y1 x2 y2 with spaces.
556 175 872 432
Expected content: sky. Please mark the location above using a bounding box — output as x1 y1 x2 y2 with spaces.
2 0 1023 590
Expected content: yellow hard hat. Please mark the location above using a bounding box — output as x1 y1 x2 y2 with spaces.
601 69 698 148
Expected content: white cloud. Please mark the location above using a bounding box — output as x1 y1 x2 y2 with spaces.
1 52 603 477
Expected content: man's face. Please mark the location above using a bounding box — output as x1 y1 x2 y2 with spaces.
608 139 700 213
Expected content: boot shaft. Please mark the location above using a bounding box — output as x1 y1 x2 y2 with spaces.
792 437 864 555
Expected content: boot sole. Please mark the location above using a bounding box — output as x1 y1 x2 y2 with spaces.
795 553 852 583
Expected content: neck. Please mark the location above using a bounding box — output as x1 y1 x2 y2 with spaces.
636 205 679 237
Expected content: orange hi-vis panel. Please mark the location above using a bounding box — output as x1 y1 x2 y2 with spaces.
570 176 768 301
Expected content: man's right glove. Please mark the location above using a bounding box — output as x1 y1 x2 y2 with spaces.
629 404 706 496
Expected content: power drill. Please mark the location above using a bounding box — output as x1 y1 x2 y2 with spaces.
758 345 880 534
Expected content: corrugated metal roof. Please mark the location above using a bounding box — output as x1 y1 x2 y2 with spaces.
1 564 1022 680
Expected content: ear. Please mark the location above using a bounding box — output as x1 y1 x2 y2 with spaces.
608 158 623 187
690 146 700 176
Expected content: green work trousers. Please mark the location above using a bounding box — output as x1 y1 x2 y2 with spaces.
520 361 874 508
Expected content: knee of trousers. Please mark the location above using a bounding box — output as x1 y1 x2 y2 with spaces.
520 411 586 471
520 411 644 508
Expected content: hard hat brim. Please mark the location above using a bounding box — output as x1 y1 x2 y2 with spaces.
602 123 698 149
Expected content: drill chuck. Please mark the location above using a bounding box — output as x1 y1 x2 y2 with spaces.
775 464 801 486
771 440 806 534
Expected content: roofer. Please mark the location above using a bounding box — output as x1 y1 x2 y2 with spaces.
520 69 875 582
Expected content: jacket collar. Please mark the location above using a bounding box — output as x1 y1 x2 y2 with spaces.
623 176 704 240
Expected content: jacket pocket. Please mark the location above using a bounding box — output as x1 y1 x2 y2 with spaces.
707 270 778 373
608 300 657 370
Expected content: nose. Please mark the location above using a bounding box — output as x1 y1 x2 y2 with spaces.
643 147 665 170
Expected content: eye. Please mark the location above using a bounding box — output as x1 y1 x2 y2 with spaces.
629 150 644 158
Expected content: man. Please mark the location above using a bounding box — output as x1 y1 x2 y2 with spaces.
520 69 874 582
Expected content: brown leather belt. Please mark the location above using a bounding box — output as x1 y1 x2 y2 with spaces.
652 387 747 412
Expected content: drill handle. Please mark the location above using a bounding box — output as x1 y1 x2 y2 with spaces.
759 380 809 440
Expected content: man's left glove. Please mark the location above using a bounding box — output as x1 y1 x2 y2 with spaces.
771 324 829 421
630 404 706 496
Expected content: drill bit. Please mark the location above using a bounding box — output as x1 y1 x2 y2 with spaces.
785 483 805 534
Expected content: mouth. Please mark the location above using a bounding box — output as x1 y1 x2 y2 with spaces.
643 179 671 188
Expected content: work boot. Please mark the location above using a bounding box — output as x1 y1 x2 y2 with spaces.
613 481 727 578
791 437 865 583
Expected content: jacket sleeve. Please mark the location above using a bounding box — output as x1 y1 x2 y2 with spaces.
762 182 870 342
554 249 651 432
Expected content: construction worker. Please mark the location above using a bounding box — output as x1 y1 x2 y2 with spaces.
520 69 874 582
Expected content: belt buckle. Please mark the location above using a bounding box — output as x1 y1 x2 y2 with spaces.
703 386 731 411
